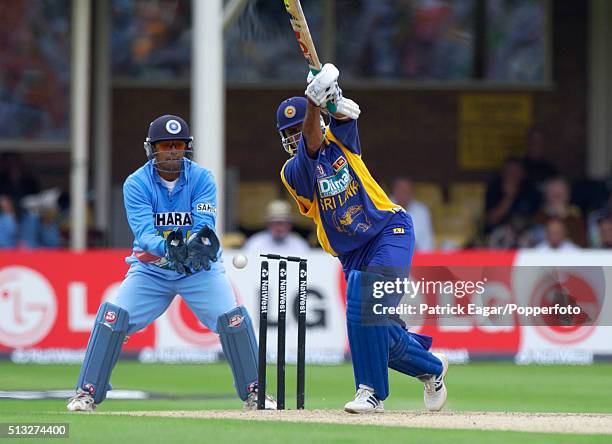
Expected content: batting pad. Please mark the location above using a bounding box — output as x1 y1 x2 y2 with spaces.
218 305 259 401
346 270 390 400
77 302 128 404
388 322 442 378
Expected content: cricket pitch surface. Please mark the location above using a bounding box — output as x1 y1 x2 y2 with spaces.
108 409 612 435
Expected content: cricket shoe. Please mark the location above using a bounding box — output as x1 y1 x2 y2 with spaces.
244 387 277 411
67 391 96 412
419 352 449 412
344 385 384 414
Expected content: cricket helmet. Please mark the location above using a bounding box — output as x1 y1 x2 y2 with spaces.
276 97 307 156
143 114 194 172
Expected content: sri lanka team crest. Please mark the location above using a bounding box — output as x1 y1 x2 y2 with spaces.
284 105 297 118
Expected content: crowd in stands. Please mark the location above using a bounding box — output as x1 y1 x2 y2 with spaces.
483 127 611 250
111 0 191 78
0 153 65 249
0 0 70 140
108 0 545 83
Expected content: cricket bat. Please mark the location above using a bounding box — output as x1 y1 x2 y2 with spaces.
283 0 337 113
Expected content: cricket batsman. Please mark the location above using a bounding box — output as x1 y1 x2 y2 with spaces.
278 64 448 413
67 115 275 411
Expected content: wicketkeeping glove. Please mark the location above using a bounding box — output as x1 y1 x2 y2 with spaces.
165 229 190 275
186 226 220 272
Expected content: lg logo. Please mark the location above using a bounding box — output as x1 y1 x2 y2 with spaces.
0 267 57 348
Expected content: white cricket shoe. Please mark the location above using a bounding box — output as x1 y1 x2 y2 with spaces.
243 390 277 411
67 392 96 412
344 385 384 414
420 352 449 412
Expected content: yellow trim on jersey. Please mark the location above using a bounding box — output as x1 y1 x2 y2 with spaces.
281 161 314 216
311 195 338 256
326 128 400 213
280 161 338 256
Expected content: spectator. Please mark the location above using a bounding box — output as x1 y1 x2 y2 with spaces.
587 194 611 247
521 126 558 187
391 177 434 251
531 177 586 247
485 157 540 235
535 217 579 251
20 188 62 248
0 196 18 248
597 217 612 249
243 200 309 255
0 152 41 214
488 222 523 249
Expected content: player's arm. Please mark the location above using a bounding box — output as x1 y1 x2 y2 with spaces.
327 114 362 155
303 100 324 157
190 169 217 232
187 169 220 272
123 178 166 256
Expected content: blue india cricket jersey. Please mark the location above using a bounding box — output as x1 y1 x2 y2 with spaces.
281 118 404 257
123 159 218 277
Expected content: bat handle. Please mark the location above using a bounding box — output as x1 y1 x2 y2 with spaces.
309 68 338 114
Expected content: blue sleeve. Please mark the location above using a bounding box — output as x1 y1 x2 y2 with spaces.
123 177 166 257
281 137 317 204
328 117 361 154
191 169 217 231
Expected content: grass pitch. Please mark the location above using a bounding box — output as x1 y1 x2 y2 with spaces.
1 361 611 443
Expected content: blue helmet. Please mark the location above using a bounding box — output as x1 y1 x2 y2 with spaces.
276 97 308 156
277 97 307 131
143 114 194 172
148 115 191 142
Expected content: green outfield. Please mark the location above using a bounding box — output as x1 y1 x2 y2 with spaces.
1 362 611 443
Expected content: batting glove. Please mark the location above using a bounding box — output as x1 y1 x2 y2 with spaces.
335 96 361 120
305 63 340 107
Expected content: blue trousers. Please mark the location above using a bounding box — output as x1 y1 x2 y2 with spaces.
115 262 236 334
75 260 238 404
341 211 442 400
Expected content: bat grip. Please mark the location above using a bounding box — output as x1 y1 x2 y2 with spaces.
310 68 338 114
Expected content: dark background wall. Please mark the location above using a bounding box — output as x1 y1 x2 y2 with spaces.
111 0 587 191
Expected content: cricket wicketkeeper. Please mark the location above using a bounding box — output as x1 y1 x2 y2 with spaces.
67 115 275 411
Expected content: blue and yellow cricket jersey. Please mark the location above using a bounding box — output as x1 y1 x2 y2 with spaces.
281 117 403 257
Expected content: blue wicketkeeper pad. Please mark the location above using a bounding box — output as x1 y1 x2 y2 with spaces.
76 302 128 404
217 305 259 401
